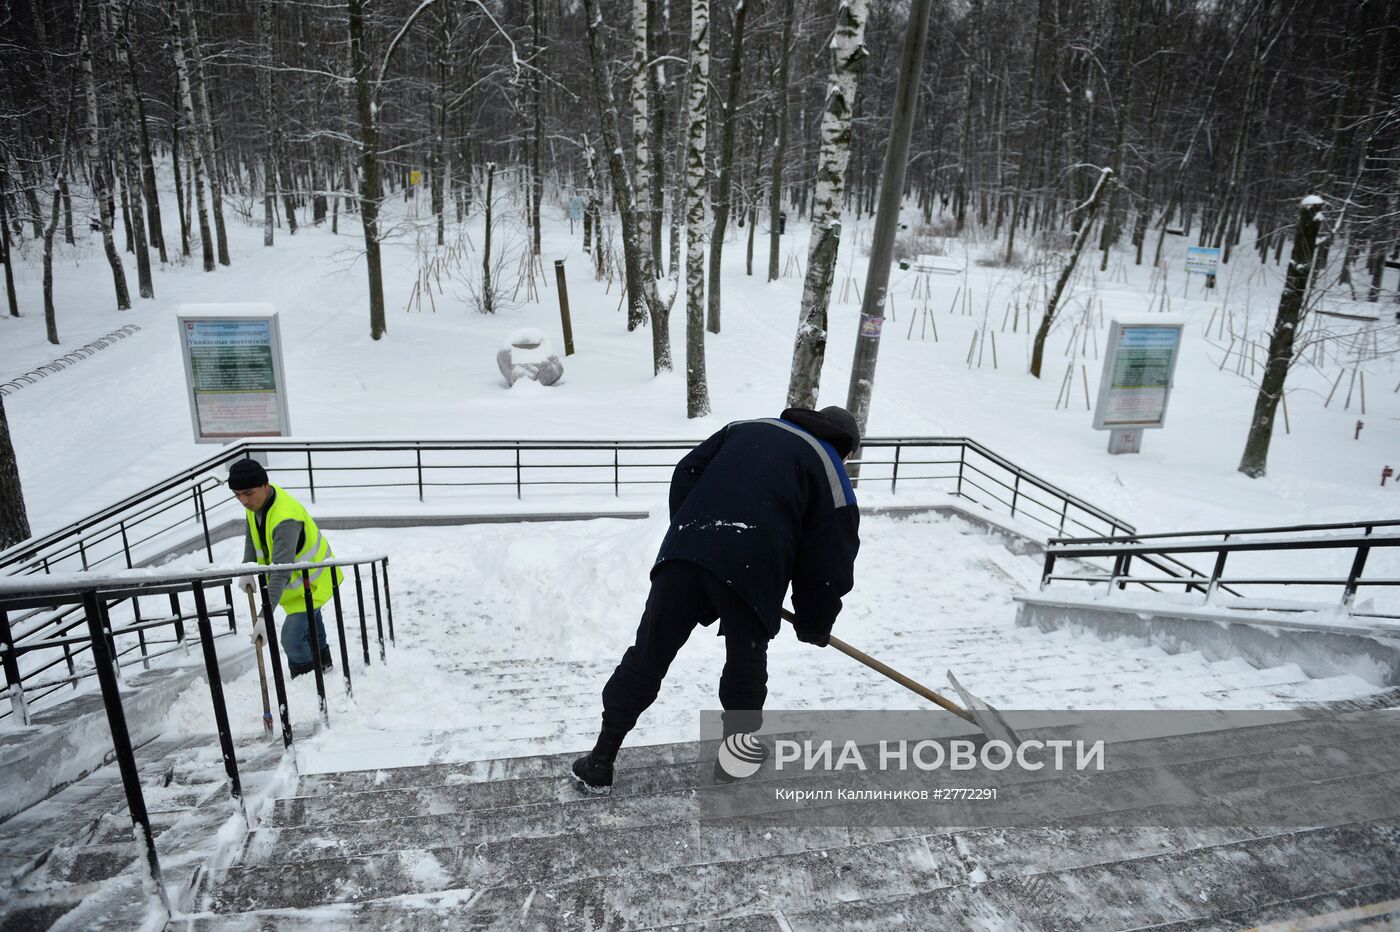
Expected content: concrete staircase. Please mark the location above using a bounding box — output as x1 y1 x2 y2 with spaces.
0 728 298 931
183 717 1400 930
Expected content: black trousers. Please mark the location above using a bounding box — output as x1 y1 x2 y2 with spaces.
601 560 769 740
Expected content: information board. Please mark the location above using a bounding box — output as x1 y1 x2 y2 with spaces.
177 306 292 443
1092 321 1183 430
1185 246 1220 276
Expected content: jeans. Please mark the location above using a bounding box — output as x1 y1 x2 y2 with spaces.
601 560 769 743
281 607 328 669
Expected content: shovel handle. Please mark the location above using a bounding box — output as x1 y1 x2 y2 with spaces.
781 608 975 724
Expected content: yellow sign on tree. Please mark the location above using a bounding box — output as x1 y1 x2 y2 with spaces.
409 170 423 186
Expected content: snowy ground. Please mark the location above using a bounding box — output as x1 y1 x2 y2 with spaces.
4 179 1400 543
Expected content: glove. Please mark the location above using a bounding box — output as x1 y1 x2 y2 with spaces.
794 625 831 648
249 616 268 647
237 575 257 595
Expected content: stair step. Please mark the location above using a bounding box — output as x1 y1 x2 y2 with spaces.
206 831 961 917
1132 880 1400 930
775 821 1400 931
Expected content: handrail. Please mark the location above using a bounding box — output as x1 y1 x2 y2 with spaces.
1040 525 1398 617
0 553 396 922
3 437 1136 582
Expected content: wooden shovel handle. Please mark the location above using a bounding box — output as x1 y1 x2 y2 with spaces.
781 608 974 724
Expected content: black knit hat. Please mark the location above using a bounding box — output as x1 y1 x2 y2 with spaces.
227 458 269 491
780 406 861 459
818 406 861 459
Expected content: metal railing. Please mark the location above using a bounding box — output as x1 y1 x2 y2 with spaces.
0 555 394 922
1041 518 1400 618
1 437 1135 583
0 555 393 726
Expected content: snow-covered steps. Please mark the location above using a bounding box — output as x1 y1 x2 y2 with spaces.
186 712 1400 929
0 729 299 931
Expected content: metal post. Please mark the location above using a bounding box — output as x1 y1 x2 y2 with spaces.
98 598 121 681
1117 554 1132 591
196 485 213 561
80 589 171 920
1059 499 1070 536
0 609 29 726
371 562 386 662
1011 474 1021 518
416 449 423 502
891 445 901 494
223 581 236 632
1205 551 1228 603
353 565 371 666
168 592 186 646
1343 545 1371 607
1040 553 1055 590
331 580 352 698
78 538 89 571
306 451 316 503
955 445 965 498
189 581 243 805
133 597 149 670
515 448 522 500
120 522 133 568
259 582 294 748
554 259 576 356
382 558 395 645
614 448 620 498
301 570 329 727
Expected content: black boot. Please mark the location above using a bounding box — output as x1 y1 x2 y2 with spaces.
570 753 614 795
570 724 627 795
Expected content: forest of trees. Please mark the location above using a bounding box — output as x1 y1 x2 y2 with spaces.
0 0 1398 536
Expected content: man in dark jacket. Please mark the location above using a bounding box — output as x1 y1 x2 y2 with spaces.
572 406 862 793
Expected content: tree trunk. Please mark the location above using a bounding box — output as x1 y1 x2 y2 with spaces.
630 0 653 295
172 3 213 271
1239 198 1323 478
767 0 795 282
0 170 17 318
258 0 276 246
481 163 495 313
110 0 154 299
0 394 30 550
582 0 672 373
81 27 130 309
348 0 386 340
178 0 229 265
1030 166 1112 378
684 0 712 418
785 0 869 409
130 65 166 263
705 0 748 335
530 0 544 257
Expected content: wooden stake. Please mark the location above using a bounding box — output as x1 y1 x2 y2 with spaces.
991 331 998 368
966 330 979 367
1082 364 1091 410
1324 368 1345 407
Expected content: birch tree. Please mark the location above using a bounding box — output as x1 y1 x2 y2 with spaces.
177 0 229 266
684 0 711 418
785 0 869 409
80 23 129 309
171 0 214 272
705 0 749 334
581 0 675 374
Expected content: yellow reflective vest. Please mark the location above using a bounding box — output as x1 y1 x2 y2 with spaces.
248 485 343 612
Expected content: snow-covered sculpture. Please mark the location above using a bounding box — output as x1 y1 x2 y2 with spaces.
497 328 564 387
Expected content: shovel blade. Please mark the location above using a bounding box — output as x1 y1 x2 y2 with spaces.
947 670 1022 748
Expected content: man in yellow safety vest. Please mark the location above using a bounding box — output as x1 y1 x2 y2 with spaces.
228 458 343 677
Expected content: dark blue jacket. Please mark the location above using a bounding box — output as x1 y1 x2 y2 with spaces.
655 418 860 639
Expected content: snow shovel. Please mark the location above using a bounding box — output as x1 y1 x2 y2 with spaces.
781 608 1020 747
246 589 275 735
